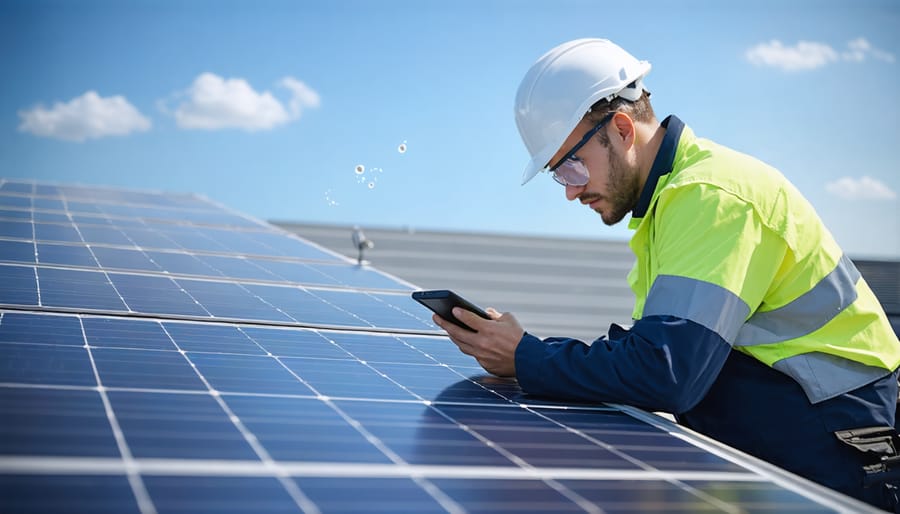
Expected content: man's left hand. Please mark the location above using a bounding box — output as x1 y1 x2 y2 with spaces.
434 307 524 377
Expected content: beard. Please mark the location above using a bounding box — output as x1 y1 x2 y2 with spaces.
594 145 642 226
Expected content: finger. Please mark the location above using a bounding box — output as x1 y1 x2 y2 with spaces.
452 307 489 331
485 307 502 320
435 313 476 343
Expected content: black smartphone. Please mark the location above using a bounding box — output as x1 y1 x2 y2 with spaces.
412 290 491 332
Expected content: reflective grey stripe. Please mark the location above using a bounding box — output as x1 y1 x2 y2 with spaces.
642 275 749 344
772 351 892 403
734 254 861 347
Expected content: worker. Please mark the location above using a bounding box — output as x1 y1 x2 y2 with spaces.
433 38 900 511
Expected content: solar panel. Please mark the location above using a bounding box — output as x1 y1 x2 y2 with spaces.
0 178 878 513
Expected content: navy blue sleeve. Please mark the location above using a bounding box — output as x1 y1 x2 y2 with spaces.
514 315 732 414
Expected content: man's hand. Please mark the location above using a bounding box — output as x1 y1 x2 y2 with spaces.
434 307 524 377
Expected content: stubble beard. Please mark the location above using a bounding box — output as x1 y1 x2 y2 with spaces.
596 145 642 226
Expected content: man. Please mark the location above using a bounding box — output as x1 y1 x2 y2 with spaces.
434 38 900 511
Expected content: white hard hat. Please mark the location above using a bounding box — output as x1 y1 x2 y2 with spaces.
514 38 651 185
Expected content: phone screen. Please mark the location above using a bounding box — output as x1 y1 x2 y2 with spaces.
412 290 490 332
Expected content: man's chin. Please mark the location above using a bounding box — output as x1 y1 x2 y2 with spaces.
599 209 626 226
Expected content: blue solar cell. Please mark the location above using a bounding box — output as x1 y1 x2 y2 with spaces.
194 228 276 255
0 182 33 193
142 476 300 514
241 326 349 359
144 251 222 276
77 225 135 246
92 246 162 272
0 208 32 220
37 243 98 267
312 290 431 330
280 357 414 400
187 352 316 395
33 222 82 242
0 194 31 208
243 284 365 327
159 228 230 253
0 265 38 305
66 200 103 213
334 400 513 467
309 263 411 290
176 279 293 322
0 475 140 514
71 214 113 225
430 478 599 512
38 268 128 311
0 312 84 346
396 335 480 368
0 344 94 385
32 211 71 223
327 332 436 365
0 388 120 457
247 231 342 261
0 219 34 239
224 396 393 463
82 317 176 350
294 477 446 513
92 348 206 390
195 254 278 281
32 198 66 210
108 391 259 460
108 273 209 317
0 239 35 263
368 364 503 404
120 228 181 250
248 258 339 285
163 322 266 354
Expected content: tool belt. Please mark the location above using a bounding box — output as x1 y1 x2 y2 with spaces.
836 426 900 485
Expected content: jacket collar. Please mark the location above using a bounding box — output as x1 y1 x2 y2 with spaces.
631 115 684 219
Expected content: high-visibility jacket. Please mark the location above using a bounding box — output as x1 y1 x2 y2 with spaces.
626 116 900 404
515 115 900 413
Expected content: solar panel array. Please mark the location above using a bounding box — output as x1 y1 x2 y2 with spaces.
0 179 875 513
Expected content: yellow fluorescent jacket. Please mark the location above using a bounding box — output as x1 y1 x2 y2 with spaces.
627 123 900 403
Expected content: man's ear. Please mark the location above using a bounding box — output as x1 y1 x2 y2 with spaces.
611 112 636 149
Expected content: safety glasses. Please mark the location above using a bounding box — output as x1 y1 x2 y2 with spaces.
546 112 616 187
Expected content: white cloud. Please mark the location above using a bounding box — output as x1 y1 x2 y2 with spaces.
170 73 320 131
17 91 151 142
279 77 321 118
746 37 895 71
825 176 897 200
746 40 838 71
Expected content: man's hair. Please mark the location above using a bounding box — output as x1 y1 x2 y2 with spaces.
585 90 655 147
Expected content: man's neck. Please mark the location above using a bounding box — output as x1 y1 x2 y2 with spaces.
636 120 666 192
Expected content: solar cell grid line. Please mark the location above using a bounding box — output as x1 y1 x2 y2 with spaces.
232 335 468 514
74 316 156 514
150 316 462 512
269 331 608 512
152 323 321 513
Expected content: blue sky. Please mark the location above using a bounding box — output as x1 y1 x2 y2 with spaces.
2 0 898 259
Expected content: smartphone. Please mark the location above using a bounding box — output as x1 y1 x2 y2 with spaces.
411 290 491 332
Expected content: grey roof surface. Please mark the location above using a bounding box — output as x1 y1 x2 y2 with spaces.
273 222 636 343
274 222 900 340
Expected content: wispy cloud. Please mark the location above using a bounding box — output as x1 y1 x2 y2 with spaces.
825 176 896 200
17 91 151 142
746 37 895 71
166 73 320 131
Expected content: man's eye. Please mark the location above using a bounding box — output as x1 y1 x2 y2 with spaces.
569 155 583 163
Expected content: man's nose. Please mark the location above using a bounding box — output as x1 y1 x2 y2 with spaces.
565 183 585 201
